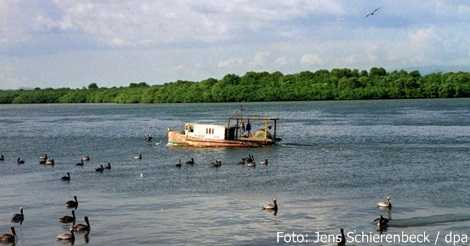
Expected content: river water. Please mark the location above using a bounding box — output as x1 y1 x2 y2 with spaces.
0 99 469 245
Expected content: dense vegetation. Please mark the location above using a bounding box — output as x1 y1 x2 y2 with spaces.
1 67 469 104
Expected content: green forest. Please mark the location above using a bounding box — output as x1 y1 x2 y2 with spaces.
1 67 469 104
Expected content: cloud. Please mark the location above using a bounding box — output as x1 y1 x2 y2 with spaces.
217 58 244 68
300 54 322 66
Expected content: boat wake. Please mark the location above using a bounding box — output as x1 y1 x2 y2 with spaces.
389 214 470 228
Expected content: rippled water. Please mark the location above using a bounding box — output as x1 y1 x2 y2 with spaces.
0 99 469 245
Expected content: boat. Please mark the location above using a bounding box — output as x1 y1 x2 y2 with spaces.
167 112 280 148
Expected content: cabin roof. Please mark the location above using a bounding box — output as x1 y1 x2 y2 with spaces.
228 115 279 121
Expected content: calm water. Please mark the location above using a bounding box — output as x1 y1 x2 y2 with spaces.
0 99 469 245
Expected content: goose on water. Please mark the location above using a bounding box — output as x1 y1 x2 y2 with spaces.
96 165 104 173
176 159 182 168
59 210 76 224
17 157 25 164
185 158 194 165
262 199 278 212
374 215 390 232
11 207 24 225
104 163 111 170
76 159 84 166
0 154 4 161
65 196 78 209
73 216 91 232
61 172 71 181
0 227 16 244
56 229 75 243
134 153 142 160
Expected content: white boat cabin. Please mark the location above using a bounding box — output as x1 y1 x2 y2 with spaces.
184 123 226 140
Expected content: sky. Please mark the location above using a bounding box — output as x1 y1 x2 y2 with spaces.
1 0 470 89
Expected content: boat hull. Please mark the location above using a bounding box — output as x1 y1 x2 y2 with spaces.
168 131 271 148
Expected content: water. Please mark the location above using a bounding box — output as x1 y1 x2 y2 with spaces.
0 99 469 245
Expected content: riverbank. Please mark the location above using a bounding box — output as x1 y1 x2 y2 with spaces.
1 68 469 104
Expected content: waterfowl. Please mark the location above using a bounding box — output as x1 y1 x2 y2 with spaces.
65 196 78 209
56 228 75 243
17 157 25 164
185 158 194 165
81 156 90 161
11 207 24 225
95 165 104 173
61 172 71 181
76 159 84 166
59 210 76 224
262 199 278 212
377 196 392 208
176 159 182 168
0 154 4 161
246 161 256 167
210 160 222 168
105 163 111 170
45 158 55 165
238 158 247 165
337 228 346 246
73 216 90 232
374 215 390 232
0 227 16 244
39 153 48 164
260 159 269 165
134 153 142 160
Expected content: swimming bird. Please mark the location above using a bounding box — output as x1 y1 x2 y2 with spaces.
337 228 346 246
262 199 278 212
59 210 76 224
61 172 71 181
210 160 222 168
56 228 75 243
105 162 111 170
365 7 381 17
65 196 78 209
73 216 90 232
185 158 194 165
95 164 104 173
176 159 182 168
134 153 142 160
260 159 269 165
45 158 55 165
0 227 16 244
377 196 392 209
238 158 247 165
0 154 4 161
11 207 24 225
246 161 256 167
374 215 390 232
39 153 48 164
76 159 84 166
81 155 90 161
17 157 25 164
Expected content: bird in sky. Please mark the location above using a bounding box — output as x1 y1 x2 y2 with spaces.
365 7 381 17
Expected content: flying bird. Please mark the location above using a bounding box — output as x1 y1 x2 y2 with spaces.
365 7 381 17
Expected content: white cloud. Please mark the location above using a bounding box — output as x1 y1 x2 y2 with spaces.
300 54 322 66
217 58 244 68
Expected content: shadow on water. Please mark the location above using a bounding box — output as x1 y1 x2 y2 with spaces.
390 214 470 228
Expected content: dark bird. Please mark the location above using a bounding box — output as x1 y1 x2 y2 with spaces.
73 216 91 232
17 157 25 164
76 159 84 166
39 153 48 164
11 207 24 225
185 158 194 165
105 162 111 170
0 154 4 161
176 159 182 168
61 172 71 181
260 159 269 165
210 160 222 168
58 210 76 224
45 158 55 165
56 228 75 243
365 7 381 17
95 164 104 173
374 215 390 232
0 227 16 244
338 228 346 246
65 196 78 209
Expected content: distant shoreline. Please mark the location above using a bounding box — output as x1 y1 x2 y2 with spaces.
1 68 469 104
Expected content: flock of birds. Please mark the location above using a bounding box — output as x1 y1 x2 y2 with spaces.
174 154 269 169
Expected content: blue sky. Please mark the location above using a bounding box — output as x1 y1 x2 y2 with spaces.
1 0 470 89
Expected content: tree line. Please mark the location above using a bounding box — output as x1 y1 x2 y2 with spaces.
1 67 469 104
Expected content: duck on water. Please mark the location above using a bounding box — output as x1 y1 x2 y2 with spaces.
73 216 91 232
65 196 78 209
0 227 16 244
377 196 392 209
11 207 24 225
59 210 76 224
